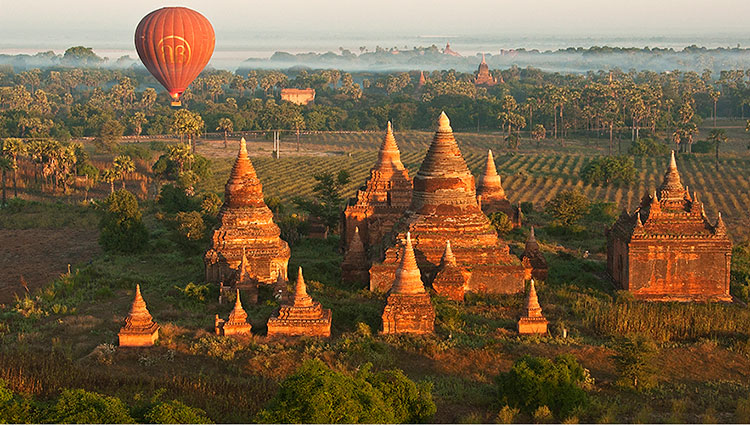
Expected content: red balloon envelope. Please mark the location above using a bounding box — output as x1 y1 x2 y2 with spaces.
135 7 215 106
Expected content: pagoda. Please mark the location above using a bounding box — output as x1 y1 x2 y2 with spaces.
204 138 290 288
474 54 498 86
476 149 520 227
443 42 461 57
118 284 159 347
215 289 252 336
517 280 548 335
267 267 332 337
343 122 412 252
341 226 370 285
417 71 427 89
521 227 548 280
381 232 436 334
370 112 529 293
606 151 732 301
432 240 467 301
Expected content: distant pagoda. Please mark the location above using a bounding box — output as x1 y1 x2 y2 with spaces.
215 289 252 336
517 280 548 335
343 122 412 252
267 267 332 337
443 42 461 57
606 151 732 301
204 138 290 291
341 226 370 285
381 232 435 335
474 54 498 86
417 71 427 89
476 149 520 227
118 284 159 347
521 227 548 281
370 112 529 294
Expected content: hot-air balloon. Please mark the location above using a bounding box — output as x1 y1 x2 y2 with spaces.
134 7 215 107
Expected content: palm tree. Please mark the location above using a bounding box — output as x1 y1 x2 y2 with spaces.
112 155 135 189
531 124 546 148
0 157 12 206
101 168 119 194
171 109 205 153
707 129 727 170
0 138 25 198
710 90 721 127
129 112 147 142
216 117 234 148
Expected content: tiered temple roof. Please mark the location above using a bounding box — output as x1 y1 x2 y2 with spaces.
518 280 548 335
118 284 159 347
382 232 435 334
607 151 732 301
215 289 252 336
370 112 529 294
474 54 498 86
267 267 332 337
204 138 290 289
343 122 412 252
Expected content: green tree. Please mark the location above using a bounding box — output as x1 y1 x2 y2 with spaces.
216 117 233 148
112 154 135 189
176 211 206 241
545 189 591 227
611 334 657 390
0 157 11 206
128 111 147 142
98 189 149 253
0 138 24 198
496 355 590 421
97 119 125 151
707 128 728 169
580 156 636 186
294 170 350 231
488 212 513 233
364 367 436 423
50 389 134 424
171 109 204 153
531 124 546 148
144 400 212 424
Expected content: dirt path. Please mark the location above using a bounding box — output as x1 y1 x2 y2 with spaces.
0 228 100 305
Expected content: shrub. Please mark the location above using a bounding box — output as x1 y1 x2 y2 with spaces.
144 400 213 424
580 156 636 186
488 211 513 233
496 405 520 424
98 189 148 253
629 137 670 156
0 379 36 423
545 190 590 227
176 211 206 241
364 367 436 423
200 193 222 217
49 389 134 424
496 355 590 420
611 334 658 390
158 184 199 213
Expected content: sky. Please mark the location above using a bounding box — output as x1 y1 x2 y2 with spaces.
1 0 749 58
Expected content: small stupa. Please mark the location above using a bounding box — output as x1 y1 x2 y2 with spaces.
267 267 332 337
118 284 159 347
215 289 252 336
226 248 259 303
517 280 548 335
341 226 370 285
381 232 436 334
476 149 518 226
431 240 467 301
521 227 548 280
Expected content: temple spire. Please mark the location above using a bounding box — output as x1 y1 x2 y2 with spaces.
376 121 405 170
481 53 486 64
659 150 685 200
440 240 457 267
438 111 452 132
715 212 727 235
391 232 425 295
293 266 313 307
525 280 543 318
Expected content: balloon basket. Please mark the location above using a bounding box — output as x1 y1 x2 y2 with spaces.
171 100 182 108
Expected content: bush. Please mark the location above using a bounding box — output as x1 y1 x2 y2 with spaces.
98 189 148 254
611 334 658 390
629 137 670 156
258 359 435 423
200 192 222 217
488 212 513 233
144 400 213 424
49 389 134 424
176 211 206 241
690 140 714 154
545 190 591 227
0 380 36 423
580 156 636 186
158 184 199 213
496 355 590 420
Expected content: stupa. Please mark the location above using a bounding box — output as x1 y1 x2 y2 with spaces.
381 233 436 334
370 112 529 293
476 149 519 227
417 71 427 88
474 54 498 86
224 248 259 303
204 138 290 288
432 240 467 301
607 151 732 301
267 267 332 337
343 122 412 251
521 227 548 280
517 280 548 335
341 226 370 285
118 284 159 347
215 289 252 336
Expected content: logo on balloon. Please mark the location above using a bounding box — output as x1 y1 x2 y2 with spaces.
157 35 192 65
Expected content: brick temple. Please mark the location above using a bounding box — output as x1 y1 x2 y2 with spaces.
215 289 252 337
370 112 529 294
204 138 290 291
118 284 159 347
474 54 498 86
342 122 412 251
476 149 520 227
267 267 332 338
432 240 467 301
606 152 732 302
518 280 548 335
381 232 436 335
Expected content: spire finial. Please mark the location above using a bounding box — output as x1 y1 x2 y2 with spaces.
240 137 247 155
438 111 452 132
235 288 242 308
441 239 457 267
481 52 486 63
669 150 677 170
